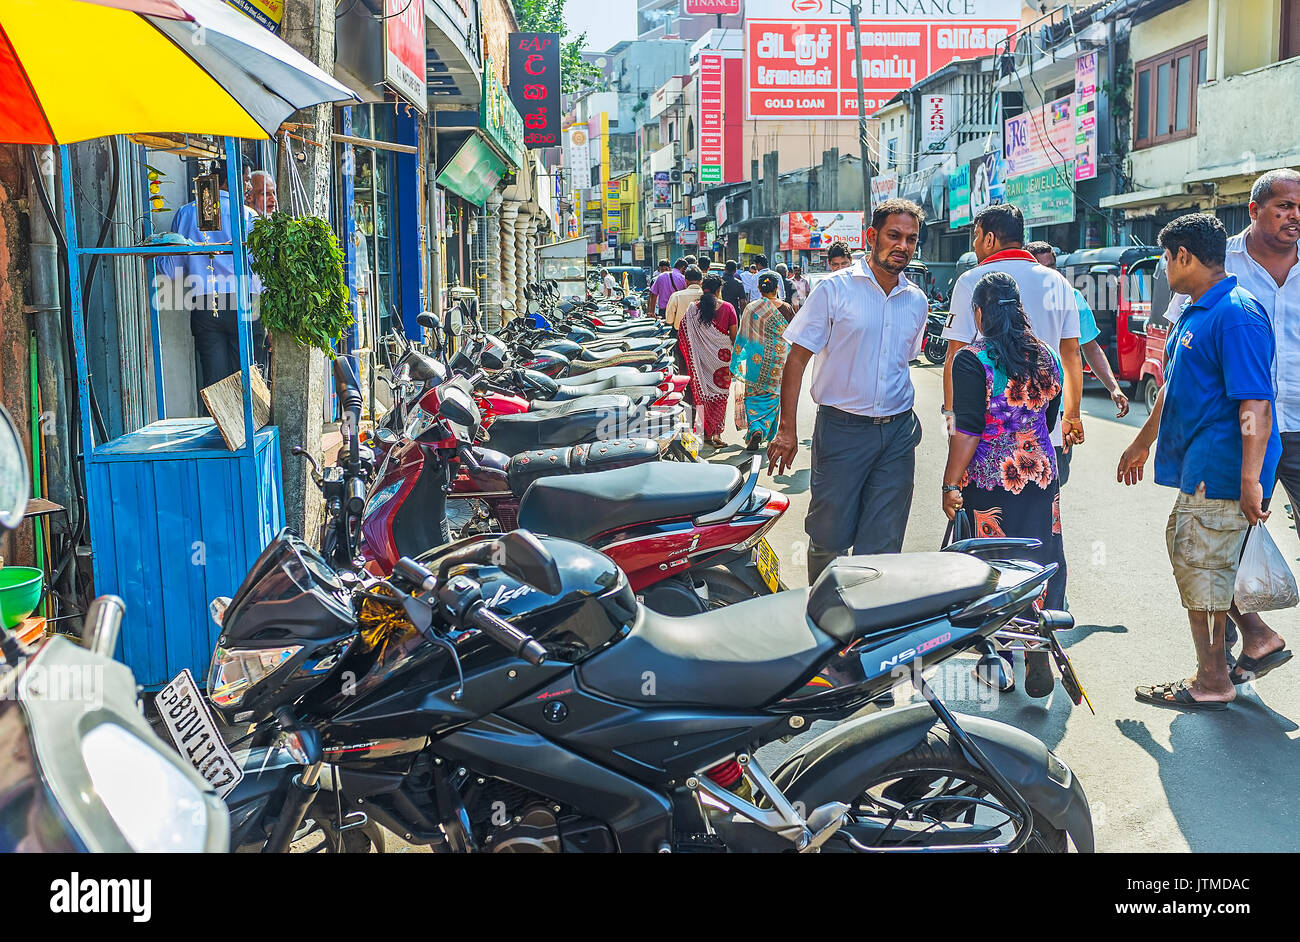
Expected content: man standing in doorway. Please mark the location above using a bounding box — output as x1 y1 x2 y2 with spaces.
1120 213 1284 709
649 258 685 319
246 169 278 217
769 199 929 583
943 205 1084 478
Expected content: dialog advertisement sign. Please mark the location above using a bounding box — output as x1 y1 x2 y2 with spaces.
1074 52 1098 182
1003 94 1075 178
948 162 970 229
509 33 562 148
698 52 725 184
1003 162 1076 228
384 0 427 111
744 0 1020 120
780 211 865 250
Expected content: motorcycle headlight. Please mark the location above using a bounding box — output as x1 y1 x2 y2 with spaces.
81 724 210 852
208 645 301 709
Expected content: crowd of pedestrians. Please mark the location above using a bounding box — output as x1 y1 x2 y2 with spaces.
649 166 1300 713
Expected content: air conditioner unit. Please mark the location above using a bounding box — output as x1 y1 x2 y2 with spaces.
669 169 682 183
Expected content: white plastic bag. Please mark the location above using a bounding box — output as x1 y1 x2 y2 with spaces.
1234 523 1300 613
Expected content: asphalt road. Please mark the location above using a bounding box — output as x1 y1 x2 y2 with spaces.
705 351 1300 852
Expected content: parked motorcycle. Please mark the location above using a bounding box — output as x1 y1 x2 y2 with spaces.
923 306 949 366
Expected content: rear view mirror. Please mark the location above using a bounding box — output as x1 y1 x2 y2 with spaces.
446 304 464 337
417 311 437 330
0 405 29 531
495 530 563 596
528 300 541 315
501 298 516 313
437 385 479 429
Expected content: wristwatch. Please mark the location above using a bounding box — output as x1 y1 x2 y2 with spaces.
941 484 962 494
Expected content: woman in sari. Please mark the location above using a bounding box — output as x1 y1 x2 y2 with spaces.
732 273 793 452
679 273 739 447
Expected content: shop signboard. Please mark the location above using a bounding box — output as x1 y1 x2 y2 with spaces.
968 151 1005 219
779 211 865 250
437 136 507 205
1003 94 1075 178
948 162 970 229
1074 52 1098 182
921 94 950 153
225 0 283 31
481 56 526 168
684 0 740 13
653 171 672 209
568 126 592 190
384 0 427 111
870 171 898 210
509 33 562 148
743 0 1020 120
698 52 725 184
1004 163 1076 228
716 199 727 228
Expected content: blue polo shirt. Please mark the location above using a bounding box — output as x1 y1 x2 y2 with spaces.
1155 275 1281 499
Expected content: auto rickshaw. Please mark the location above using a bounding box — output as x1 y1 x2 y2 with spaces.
1138 254 1175 412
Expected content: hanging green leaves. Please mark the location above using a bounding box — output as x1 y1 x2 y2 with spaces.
247 212 352 358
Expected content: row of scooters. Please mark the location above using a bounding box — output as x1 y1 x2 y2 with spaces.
0 285 1098 854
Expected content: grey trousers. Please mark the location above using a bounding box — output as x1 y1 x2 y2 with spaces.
805 405 923 583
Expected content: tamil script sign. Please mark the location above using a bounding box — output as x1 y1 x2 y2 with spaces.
509 33 561 148
384 0 426 111
743 0 1020 120
1004 163 1076 228
698 52 725 184
780 211 865 250
1004 94 1075 178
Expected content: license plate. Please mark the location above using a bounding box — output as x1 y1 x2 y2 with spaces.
157 669 244 799
754 537 780 593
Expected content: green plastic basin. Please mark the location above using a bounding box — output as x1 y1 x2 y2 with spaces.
0 567 43 629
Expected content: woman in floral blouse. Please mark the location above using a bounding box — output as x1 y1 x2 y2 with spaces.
943 272 1067 692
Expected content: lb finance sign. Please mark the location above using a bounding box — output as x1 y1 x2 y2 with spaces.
744 0 1021 120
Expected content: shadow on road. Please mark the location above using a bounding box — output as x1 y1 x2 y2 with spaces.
1115 693 1300 852
772 468 811 495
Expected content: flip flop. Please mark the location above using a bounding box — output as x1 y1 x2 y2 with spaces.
1134 680 1230 712
1229 648 1293 685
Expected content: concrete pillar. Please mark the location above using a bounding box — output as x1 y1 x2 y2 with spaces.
272 0 333 542
526 216 541 298
481 191 504 331
513 209 530 313
499 200 519 323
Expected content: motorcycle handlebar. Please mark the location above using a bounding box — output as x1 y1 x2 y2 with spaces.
83 594 126 657
468 604 546 666
346 476 367 516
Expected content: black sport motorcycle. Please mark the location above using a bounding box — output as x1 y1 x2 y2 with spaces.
193 515 1091 853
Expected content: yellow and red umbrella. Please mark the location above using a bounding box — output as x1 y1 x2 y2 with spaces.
0 0 356 145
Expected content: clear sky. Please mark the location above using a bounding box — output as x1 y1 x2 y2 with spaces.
566 0 638 53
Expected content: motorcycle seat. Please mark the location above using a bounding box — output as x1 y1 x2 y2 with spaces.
506 438 661 497
807 553 1000 644
486 396 677 456
561 365 655 386
538 385 663 406
516 461 740 543
578 590 834 709
566 351 660 376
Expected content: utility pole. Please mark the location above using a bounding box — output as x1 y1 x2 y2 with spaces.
848 0 875 215
274 0 335 542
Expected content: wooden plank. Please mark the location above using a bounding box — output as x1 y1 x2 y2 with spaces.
201 369 270 452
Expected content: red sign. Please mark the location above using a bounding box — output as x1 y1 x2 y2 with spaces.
744 0 1020 120
698 53 725 184
683 0 741 14
509 33 562 148
384 0 426 111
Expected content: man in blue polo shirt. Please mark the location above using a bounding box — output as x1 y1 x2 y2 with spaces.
1118 213 1283 711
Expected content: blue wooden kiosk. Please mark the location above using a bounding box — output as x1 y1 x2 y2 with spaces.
61 137 283 689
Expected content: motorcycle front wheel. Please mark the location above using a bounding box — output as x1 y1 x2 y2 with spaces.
923 335 948 366
827 729 1070 853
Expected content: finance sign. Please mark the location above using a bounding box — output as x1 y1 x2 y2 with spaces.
508 32 562 149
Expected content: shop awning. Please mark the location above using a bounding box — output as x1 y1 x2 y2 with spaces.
436 133 507 205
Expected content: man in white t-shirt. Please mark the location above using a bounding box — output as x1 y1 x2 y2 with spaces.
601 268 617 298
942 204 1085 479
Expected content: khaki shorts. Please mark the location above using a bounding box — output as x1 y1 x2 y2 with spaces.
1165 485 1249 612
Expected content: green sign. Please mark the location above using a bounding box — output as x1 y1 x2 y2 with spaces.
700 166 721 184
436 135 507 205
948 164 970 230
1004 163 1077 228
480 56 525 168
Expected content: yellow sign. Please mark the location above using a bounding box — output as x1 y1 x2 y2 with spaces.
225 0 284 30
740 240 764 255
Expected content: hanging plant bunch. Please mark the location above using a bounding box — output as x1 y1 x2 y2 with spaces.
247 211 352 358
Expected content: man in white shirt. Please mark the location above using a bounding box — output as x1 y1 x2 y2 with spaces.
942 204 1085 476
752 254 788 301
1162 169 1300 682
601 268 617 298
739 262 759 299
769 199 929 582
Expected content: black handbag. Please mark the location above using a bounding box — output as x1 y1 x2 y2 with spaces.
942 505 973 549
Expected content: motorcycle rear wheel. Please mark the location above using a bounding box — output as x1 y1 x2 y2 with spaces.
828 729 1070 853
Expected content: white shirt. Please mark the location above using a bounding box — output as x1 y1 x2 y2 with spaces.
754 268 789 301
1164 230 1300 432
740 270 758 298
942 252 1081 447
603 273 617 293
784 258 928 417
